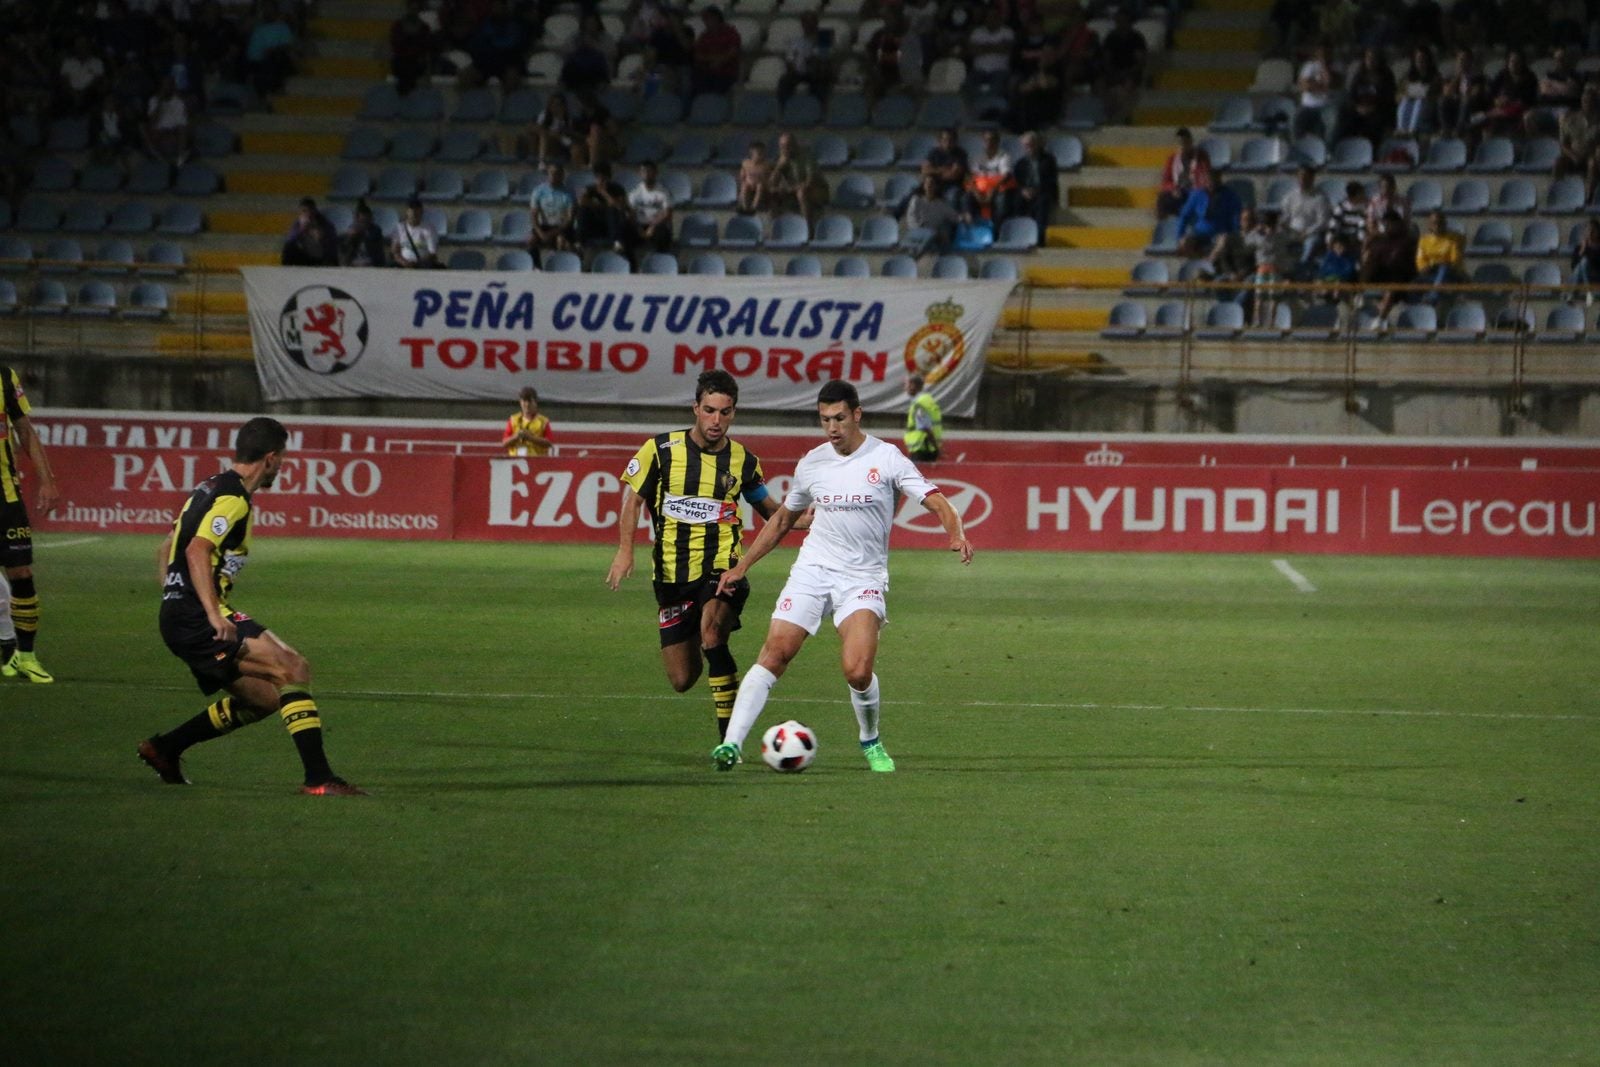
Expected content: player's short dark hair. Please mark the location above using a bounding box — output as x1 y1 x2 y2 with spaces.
519 386 539 402
695 369 739 404
234 417 288 462
817 379 860 409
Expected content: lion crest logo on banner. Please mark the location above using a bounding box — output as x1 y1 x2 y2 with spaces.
279 286 369 374
903 297 966 385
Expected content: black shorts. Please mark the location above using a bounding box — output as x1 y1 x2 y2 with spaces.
159 605 267 695
653 572 749 649
1 496 31 569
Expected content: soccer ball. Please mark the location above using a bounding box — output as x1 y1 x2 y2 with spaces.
761 720 818 773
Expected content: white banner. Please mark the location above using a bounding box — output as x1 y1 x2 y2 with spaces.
242 267 1011 417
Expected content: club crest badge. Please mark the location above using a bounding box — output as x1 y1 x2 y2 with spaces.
903 297 965 385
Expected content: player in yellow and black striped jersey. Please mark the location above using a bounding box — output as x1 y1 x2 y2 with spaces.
1 365 59 684
606 370 793 739
136 417 364 796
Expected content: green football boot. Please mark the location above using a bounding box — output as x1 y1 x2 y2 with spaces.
862 740 895 773
710 742 741 772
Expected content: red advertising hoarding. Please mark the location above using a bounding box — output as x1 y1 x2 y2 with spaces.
29 411 1599 558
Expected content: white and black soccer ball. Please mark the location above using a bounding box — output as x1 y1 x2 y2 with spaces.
761 720 818 773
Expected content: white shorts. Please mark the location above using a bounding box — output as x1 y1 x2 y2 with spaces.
770 564 888 635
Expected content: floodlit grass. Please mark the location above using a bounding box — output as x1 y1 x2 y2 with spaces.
2 536 1597 1065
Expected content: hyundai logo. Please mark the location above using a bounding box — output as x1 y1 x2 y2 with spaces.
894 480 992 531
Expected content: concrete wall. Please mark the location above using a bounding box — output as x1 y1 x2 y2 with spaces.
5 351 1596 437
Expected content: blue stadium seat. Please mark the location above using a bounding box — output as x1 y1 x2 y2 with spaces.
323 204 354 232
30 278 69 315
447 249 486 271
880 255 918 278
1252 95 1295 134
31 157 76 193
125 281 170 319
679 212 718 248
852 134 896 168
1234 136 1284 173
329 166 371 201
1126 259 1169 295
1209 95 1253 133
1516 220 1560 256
721 215 763 249
1049 134 1084 171
451 87 497 123
1541 176 1586 215
1373 138 1419 172
832 173 876 211
711 130 754 168
1060 95 1105 130
640 91 685 126
17 198 63 232
1492 178 1536 215
640 252 678 275
1523 261 1564 290
780 93 823 127
1391 305 1438 342
731 92 778 127
107 202 156 235
689 253 726 275
1466 220 1513 255
543 250 582 273
464 170 510 204
666 133 712 167
126 159 173 196
499 88 543 126
875 93 919 128
1290 303 1341 341
62 203 107 234
1326 137 1374 174
1280 135 1327 172
810 214 853 250
1261 177 1295 211
825 94 869 128
784 254 822 277
420 169 466 203
1537 304 1586 343
898 133 936 170
931 255 969 279
693 172 738 208
447 209 493 243
833 256 871 277
1194 301 1245 340
622 131 667 166
494 211 532 245
389 129 436 163
374 167 420 201
496 250 535 271
173 163 221 196
0 278 17 314
1438 302 1487 342
1516 137 1560 174
856 214 899 251
661 170 692 204
591 250 632 273
993 217 1039 252
1449 179 1491 215
436 129 483 164
41 237 84 273
342 127 387 161
1198 136 1232 171
192 121 237 159
359 84 401 121
767 214 809 250
1102 302 1147 339
1470 262 1513 286
77 162 124 195
143 241 186 273
1466 136 1515 173
812 133 849 169
686 92 731 127
1405 178 1443 215
92 239 135 273
737 253 775 276
981 257 1019 280
397 87 445 122
1420 138 1468 172
882 174 917 209
1146 302 1188 340
1146 218 1181 255
1242 302 1293 341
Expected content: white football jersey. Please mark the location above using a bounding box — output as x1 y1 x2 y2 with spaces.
784 435 940 582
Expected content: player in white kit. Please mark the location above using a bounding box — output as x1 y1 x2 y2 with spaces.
711 380 973 772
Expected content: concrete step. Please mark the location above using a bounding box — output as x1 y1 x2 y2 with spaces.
1067 186 1161 211
1174 26 1267 51
1045 225 1149 251
1153 68 1255 93
311 16 392 43
1163 50 1267 71
303 55 389 80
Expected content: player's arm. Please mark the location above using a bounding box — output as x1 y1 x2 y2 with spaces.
11 415 57 513
184 536 235 643
606 484 644 590
922 491 973 564
156 532 173 587
500 418 521 447
717 503 803 594
755 495 812 531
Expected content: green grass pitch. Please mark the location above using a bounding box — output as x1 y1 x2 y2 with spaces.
2 535 1597 1065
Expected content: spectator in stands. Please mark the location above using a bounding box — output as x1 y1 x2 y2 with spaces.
1012 131 1060 235
965 130 1016 223
1573 219 1600 305
167 32 206 113
864 10 908 101
1326 181 1370 256
1437 48 1487 139
644 6 695 96
1525 46 1584 137
1010 15 1065 132
391 198 440 269
1335 47 1396 148
1248 209 1298 327
965 7 1016 99
339 200 388 267
91 91 134 166
766 132 829 223
580 100 622 171
1315 232 1358 300
1156 127 1210 220
628 160 674 260
1280 165 1333 270
1395 45 1440 137
244 1 298 97
576 161 632 254
1557 85 1600 201
689 6 741 97
1202 206 1259 305
1365 174 1408 237
1294 41 1336 139
921 126 971 210
1360 210 1418 323
561 21 614 102
464 0 530 89
529 164 577 264
281 198 339 266
528 92 583 167
778 12 837 104
389 0 437 95
1484 49 1538 139
1099 10 1149 125
59 35 107 114
737 140 770 214
1176 179 1241 258
902 173 960 257
143 75 190 167
1413 210 1464 303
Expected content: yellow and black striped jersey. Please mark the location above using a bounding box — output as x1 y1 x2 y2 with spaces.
1 366 33 505
162 470 253 613
622 430 769 584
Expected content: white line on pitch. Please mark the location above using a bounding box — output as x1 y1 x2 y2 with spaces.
70 680 1589 723
1272 558 1318 593
36 536 104 549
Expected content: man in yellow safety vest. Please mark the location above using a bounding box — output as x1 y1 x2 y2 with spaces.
903 373 942 463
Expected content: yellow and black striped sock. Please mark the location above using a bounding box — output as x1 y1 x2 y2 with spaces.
279 688 333 783
9 576 38 653
705 644 739 739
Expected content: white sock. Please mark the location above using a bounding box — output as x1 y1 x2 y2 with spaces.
0 572 13 643
850 673 881 742
725 664 778 749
